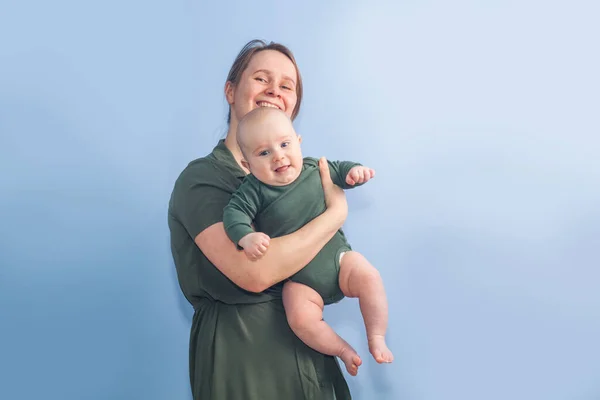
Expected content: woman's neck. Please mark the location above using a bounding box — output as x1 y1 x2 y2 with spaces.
224 127 250 175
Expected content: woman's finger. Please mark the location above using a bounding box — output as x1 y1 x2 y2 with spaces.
319 157 333 186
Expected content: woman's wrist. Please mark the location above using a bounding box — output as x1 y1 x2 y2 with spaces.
325 204 347 230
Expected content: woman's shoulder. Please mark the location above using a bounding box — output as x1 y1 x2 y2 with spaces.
183 154 217 173
169 153 237 218
178 146 236 180
176 140 244 184
169 140 245 213
175 153 226 186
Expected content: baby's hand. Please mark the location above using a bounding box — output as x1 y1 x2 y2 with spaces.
239 232 271 260
346 166 376 186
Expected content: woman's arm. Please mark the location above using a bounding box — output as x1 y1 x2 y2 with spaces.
195 157 347 293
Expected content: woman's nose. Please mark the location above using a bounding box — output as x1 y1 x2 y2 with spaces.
266 83 281 97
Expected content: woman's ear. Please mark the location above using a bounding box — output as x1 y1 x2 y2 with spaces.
225 81 235 105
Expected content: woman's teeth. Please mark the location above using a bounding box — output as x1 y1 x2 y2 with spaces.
257 102 279 109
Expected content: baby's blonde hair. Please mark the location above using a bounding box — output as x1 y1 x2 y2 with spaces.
236 107 295 156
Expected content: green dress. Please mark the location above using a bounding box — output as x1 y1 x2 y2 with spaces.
168 140 352 400
223 158 360 305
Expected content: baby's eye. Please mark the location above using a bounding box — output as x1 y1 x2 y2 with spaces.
281 141 290 148
259 150 270 156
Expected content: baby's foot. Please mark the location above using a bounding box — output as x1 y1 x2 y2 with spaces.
338 346 362 376
368 335 394 363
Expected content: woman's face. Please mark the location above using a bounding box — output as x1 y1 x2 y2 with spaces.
226 50 298 126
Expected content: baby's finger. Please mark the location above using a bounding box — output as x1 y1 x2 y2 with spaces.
352 169 362 184
358 168 365 182
347 169 359 185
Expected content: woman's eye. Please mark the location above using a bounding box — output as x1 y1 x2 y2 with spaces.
255 77 267 83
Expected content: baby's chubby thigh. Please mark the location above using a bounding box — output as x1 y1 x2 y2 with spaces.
282 280 324 332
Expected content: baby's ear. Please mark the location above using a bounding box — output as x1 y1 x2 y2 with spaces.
241 159 249 170
297 134 302 144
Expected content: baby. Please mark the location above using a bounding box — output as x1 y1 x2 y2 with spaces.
223 107 393 375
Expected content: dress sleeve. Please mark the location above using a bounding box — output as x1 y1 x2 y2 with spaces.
170 159 237 239
223 178 262 248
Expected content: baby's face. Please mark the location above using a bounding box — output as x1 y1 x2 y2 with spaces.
242 117 303 186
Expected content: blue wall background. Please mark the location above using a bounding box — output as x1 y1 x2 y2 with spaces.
1 1 599 399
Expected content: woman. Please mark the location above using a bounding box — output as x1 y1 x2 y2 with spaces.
168 40 352 399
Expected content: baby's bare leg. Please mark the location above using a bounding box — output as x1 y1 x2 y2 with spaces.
283 280 362 376
338 251 394 363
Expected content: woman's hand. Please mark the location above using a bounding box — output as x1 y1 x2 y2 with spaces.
319 157 348 227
